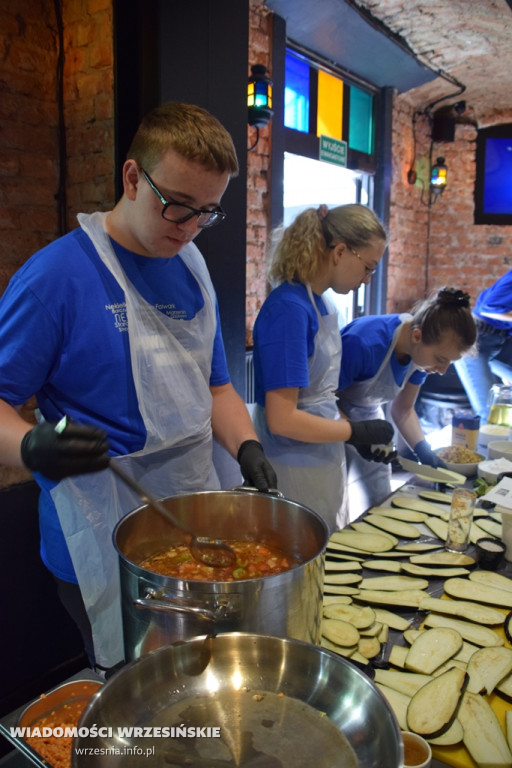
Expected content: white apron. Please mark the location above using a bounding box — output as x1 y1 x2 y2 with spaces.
253 286 347 534
51 211 219 667
338 314 418 510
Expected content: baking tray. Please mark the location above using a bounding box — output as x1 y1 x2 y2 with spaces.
0 671 102 768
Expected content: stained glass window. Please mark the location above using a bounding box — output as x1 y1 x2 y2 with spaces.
284 53 309 133
348 85 374 155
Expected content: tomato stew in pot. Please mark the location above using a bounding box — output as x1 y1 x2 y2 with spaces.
140 540 299 581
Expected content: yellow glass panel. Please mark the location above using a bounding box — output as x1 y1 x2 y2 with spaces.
317 70 343 140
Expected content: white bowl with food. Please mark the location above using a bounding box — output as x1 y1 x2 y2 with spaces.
434 446 485 477
488 440 512 460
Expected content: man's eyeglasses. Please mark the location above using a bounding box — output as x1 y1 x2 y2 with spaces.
141 168 227 229
350 248 377 277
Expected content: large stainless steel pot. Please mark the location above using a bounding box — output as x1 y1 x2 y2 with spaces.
73 633 403 767
113 489 328 660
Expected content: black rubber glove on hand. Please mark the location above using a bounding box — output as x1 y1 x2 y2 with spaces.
237 440 278 491
346 419 395 462
21 421 110 481
414 438 447 468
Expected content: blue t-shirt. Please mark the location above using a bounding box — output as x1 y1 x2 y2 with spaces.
253 282 329 407
0 227 229 581
475 270 512 335
338 314 426 390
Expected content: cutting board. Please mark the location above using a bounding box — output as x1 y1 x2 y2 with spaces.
426 605 512 768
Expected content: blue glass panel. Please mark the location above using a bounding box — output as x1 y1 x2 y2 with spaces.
285 51 309 133
348 86 374 155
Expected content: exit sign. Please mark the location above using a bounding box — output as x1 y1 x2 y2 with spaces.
319 135 347 167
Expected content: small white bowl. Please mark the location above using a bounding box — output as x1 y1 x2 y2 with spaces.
478 457 512 484
401 730 432 768
488 440 512 460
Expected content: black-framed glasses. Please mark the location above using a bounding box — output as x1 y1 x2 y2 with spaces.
141 168 227 229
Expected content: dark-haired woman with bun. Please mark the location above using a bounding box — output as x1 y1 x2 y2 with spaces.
337 288 477 514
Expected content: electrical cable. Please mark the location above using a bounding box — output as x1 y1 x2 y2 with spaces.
53 0 67 236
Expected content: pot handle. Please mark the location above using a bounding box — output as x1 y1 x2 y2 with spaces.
231 485 283 497
134 590 229 622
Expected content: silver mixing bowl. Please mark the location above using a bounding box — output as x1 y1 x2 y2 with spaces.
73 633 402 767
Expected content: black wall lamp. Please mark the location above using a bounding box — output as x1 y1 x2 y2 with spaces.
247 64 273 151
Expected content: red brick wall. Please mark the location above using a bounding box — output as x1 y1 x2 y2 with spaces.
389 92 512 313
246 0 273 346
0 0 114 488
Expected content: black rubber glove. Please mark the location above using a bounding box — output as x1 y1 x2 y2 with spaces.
414 438 447 468
346 419 395 462
20 421 110 481
237 440 278 491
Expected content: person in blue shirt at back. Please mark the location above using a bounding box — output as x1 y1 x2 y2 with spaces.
0 101 276 672
454 270 512 423
337 287 477 515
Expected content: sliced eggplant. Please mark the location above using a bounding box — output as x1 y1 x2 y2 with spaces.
321 618 359 648
474 517 503 538
395 541 441 552
405 627 462 674
418 595 506 625
466 646 512 694
367 505 428 523
329 530 395 553
402 563 470 578
322 595 353 606
372 608 413 631
323 572 363 585
423 516 448 541
323 602 376 629
355 589 428 608
409 551 475 566
470 570 512 594
497 670 512 700
424 612 504 647
361 559 403 573
406 665 468 738
323 584 361 596
391 495 446 517
364 513 420 539
358 636 381 659
389 644 409 668
375 683 409 729
378 623 389 643
427 718 463 746
507 711 512 753
320 637 356 657
350 521 399 547
325 551 365 562
324 559 362 571
374 668 433 697
443 576 512 608
418 489 453 505
359 621 383 637
506 610 512 644
359 575 429 592
458 691 512 768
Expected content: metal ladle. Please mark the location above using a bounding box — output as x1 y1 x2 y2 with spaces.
109 462 237 568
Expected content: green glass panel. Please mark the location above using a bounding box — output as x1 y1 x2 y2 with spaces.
348 86 374 155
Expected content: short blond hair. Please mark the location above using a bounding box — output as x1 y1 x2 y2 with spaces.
269 204 386 285
127 102 239 177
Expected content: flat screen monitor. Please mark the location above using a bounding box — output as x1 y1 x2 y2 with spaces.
474 124 512 225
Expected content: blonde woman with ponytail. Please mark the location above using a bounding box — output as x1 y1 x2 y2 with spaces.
252 204 390 532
